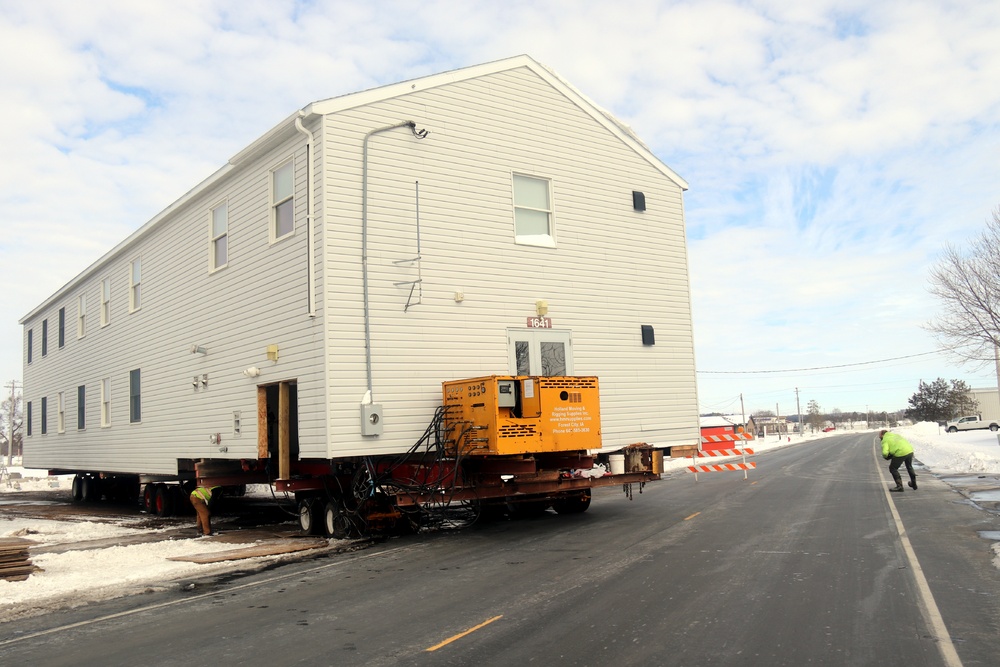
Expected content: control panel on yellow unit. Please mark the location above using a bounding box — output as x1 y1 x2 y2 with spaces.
442 375 602 456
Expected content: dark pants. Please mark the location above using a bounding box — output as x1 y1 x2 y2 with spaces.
191 495 212 535
888 453 916 487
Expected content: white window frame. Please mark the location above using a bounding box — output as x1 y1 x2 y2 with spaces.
270 159 295 242
210 199 229 271
77 293 87 338
100 277 111 327
512 173 555 248
57 391 65 433
129 257 141 312
101 377 111 428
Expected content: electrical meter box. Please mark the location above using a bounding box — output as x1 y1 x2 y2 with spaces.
441 376 602 456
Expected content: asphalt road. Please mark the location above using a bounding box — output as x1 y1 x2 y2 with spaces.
2 433 1000 666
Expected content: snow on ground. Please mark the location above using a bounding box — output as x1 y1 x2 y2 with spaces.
1 422 999 620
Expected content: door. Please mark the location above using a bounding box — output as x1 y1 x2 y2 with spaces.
507 328 573 376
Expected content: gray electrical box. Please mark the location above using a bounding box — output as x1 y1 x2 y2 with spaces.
360 403 383 436
497 380 516 408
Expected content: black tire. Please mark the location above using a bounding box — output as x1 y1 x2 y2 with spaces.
947 426 957 433
553 489 592 515
142 483 157 512
991 424 998 432
81 476 100 502
298 497 323 535
154 483 175 517
323 500 353 539
71 475 84 503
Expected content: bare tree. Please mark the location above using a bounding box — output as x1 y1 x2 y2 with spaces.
1 386 23 464
927 207 1000 370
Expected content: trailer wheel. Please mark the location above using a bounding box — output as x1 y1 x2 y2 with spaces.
553 489 592 515
142 483 157 512
298 498 323 535
323 500 353 539
154 484 175 517
71 475 85 503
81 476 101 503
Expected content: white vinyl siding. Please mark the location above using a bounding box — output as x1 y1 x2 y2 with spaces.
17 58 698 474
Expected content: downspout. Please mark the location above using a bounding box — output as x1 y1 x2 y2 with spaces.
294 114 316 318
361 121 428 400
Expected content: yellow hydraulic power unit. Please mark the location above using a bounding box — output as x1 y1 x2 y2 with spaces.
442 376 602 456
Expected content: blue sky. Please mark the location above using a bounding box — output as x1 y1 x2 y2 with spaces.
2 0 999 417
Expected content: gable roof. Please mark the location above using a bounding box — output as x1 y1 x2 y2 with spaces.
232 55 688 190
22 55 685 322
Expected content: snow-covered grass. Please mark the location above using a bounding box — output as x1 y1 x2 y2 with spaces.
1 423 998 621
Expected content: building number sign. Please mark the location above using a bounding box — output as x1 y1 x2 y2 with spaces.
526 317 552 328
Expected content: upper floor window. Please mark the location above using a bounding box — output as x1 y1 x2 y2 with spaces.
58 307 65 348
211 201 229 270
271 160 294 241
512 174 554 247
129 257 141 312
42 319 48 357
78 293 87 338
27 328 33 363
101 277 111 326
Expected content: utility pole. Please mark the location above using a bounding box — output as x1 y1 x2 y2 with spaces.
795 387 803 438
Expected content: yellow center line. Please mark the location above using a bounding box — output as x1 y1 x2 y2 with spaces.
426 615 504 652
684 512 700 521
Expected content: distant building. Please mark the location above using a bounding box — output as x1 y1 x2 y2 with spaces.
699 414 756 451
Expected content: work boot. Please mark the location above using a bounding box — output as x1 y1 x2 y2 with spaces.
890 484 904 492
908 476 918 490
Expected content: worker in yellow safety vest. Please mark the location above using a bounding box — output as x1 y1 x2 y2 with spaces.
190 485 220 536
879 429 917 493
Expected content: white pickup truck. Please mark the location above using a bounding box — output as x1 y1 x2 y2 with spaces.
945 415 1000 432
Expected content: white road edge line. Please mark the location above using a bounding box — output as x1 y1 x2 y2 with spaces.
0 542 426 648
874 437 963 667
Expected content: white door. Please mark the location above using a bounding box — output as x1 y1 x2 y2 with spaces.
507 328 573 376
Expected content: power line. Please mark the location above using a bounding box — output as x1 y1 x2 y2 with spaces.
696 350 941 375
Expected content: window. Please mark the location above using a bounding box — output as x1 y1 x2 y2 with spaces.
58 307 65 348
512 174 554 246
58 392 65 433
42 319 48 357
129 257 141 312
101 277 111 326
271 161 294 240
26 401 32 437
77 385 86 430
27 329 32 363
41 397 48 435
129 369 141 423
101 378 111 427
78 294 87 338
211 201 228 270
